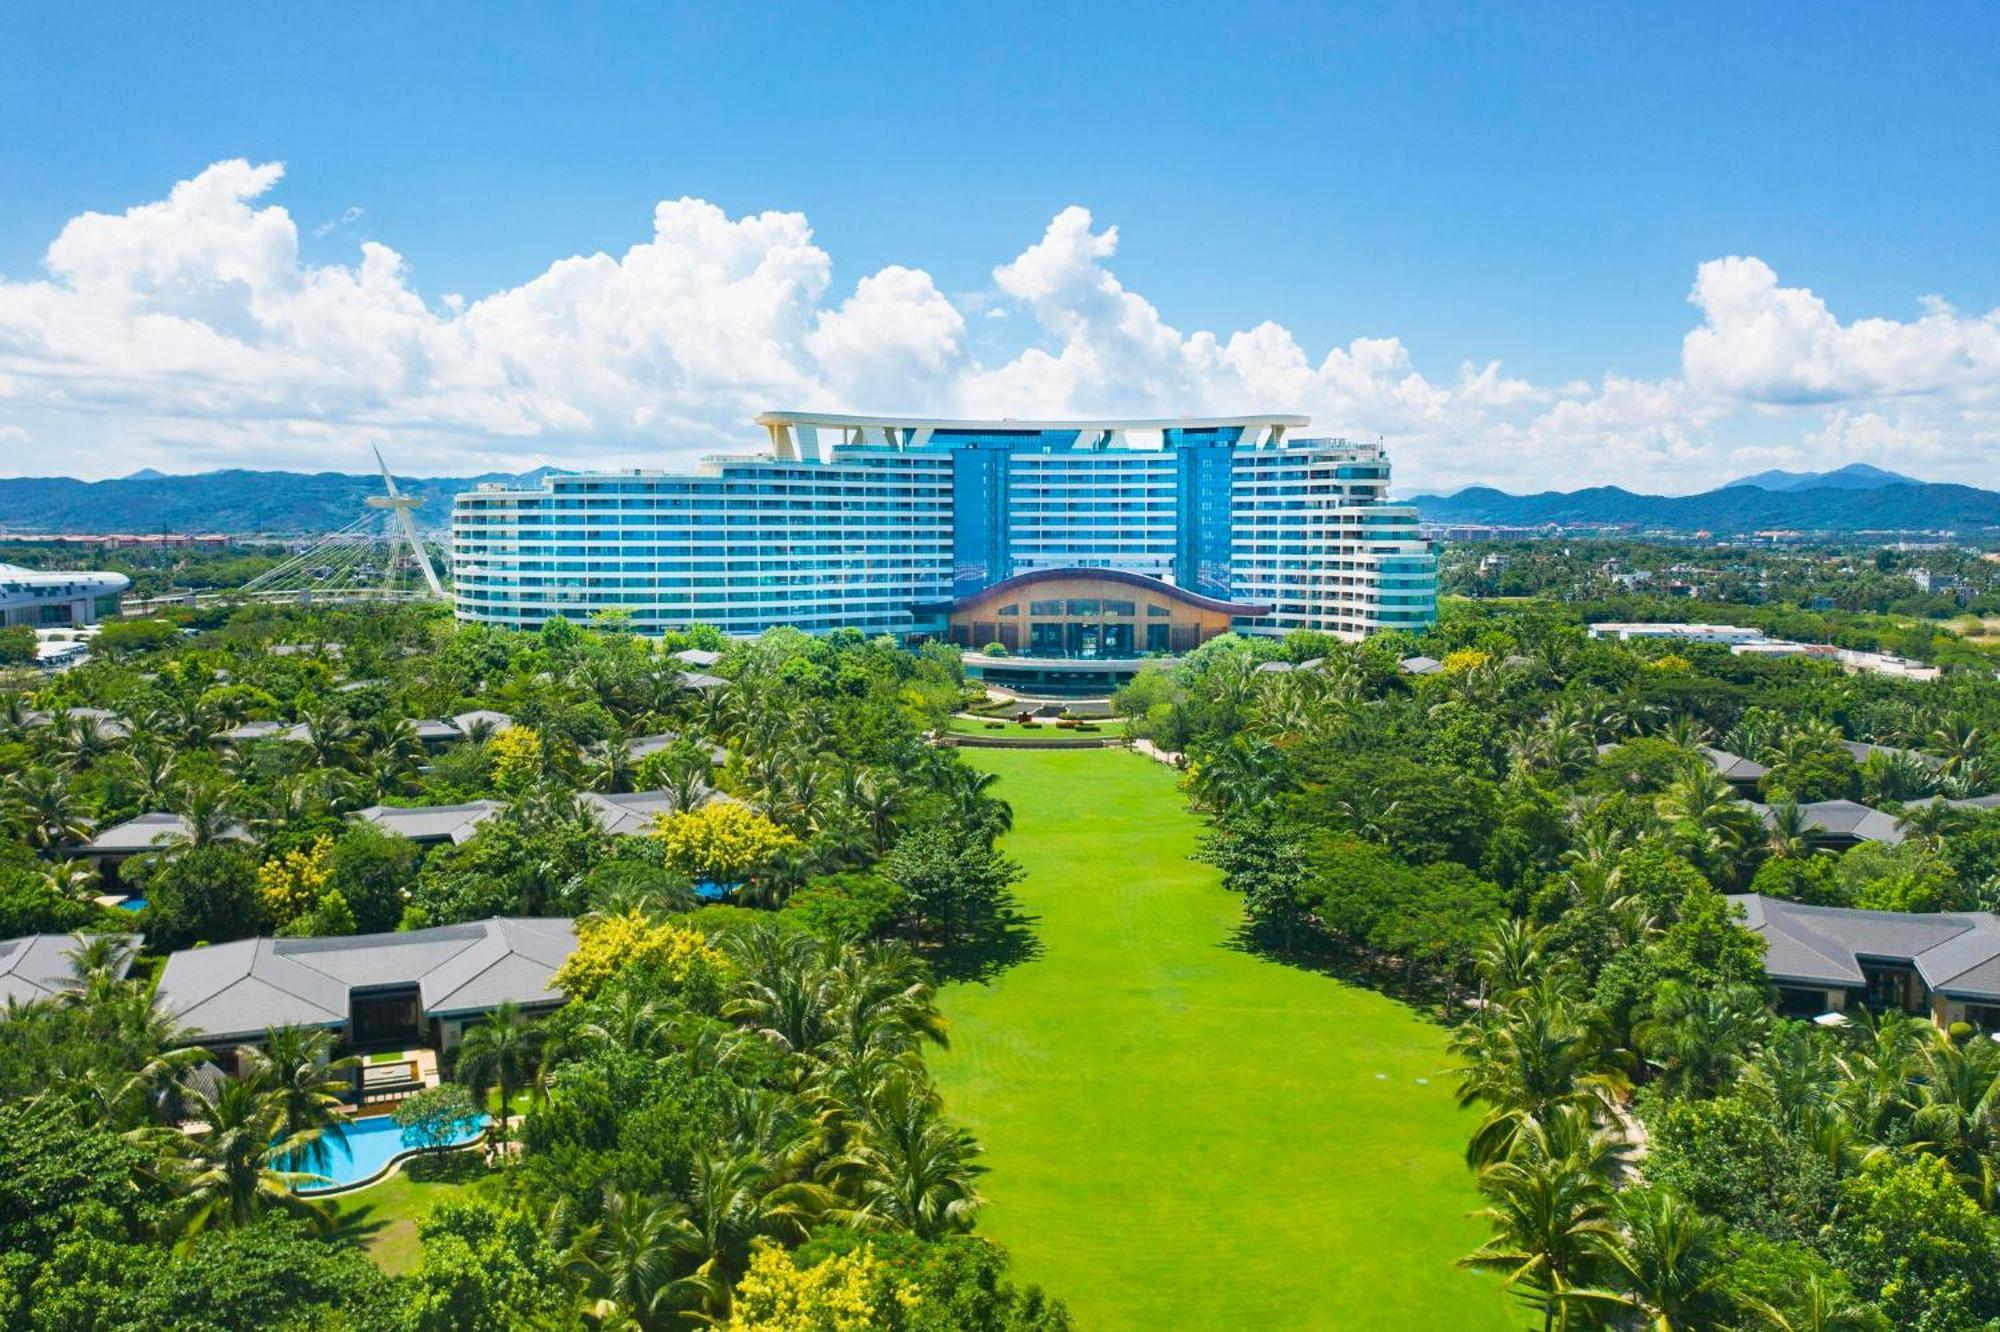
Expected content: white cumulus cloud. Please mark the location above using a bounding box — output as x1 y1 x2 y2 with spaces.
1 160 1998 492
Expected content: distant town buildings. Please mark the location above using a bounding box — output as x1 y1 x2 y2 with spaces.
1586 621 1942 681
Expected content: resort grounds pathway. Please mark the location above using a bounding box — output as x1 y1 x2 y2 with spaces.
929 747 1512 1330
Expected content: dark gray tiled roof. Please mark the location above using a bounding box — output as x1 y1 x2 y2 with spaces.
1398 655 1443 675
0 933 138 1004
155 917 578 1042
1843 740 1938 768
450 709 514 734
611 732 728 765
1730 893 2000 999
81 811 251 854
1701 746 1769 783
583 789 687 836
1750 799 1904 845
674 648 722 667
680 672 728 690
411 719 466 743
219 719 309 743
352 801 504 845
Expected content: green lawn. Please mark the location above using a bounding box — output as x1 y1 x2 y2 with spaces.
929 748 1510 1330
331 1167 476 1276
947 715 1125 739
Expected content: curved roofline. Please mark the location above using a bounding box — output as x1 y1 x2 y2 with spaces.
756 411 1309 431
915 567 1273 616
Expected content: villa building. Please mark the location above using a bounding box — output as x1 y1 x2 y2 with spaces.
451 411 1436 646
1732 893 2000 1027
153 917 578 1051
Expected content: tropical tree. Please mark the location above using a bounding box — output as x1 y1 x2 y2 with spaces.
148 1074 335 1240
455 1001 544 1141
245 1025 357 1175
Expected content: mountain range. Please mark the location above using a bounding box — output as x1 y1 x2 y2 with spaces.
1722 462 1921 492
1411 475 2000 532
0 460 1992 537
0 468 557 536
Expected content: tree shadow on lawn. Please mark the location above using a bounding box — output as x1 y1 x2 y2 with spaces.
929 893 1046 984
1221 920 1460 1027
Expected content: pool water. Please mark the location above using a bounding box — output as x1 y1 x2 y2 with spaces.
115 897 147 912
290 1111 490 1192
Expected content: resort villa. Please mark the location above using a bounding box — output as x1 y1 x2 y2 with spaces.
152 917 579 1055
1732 893 2000 1027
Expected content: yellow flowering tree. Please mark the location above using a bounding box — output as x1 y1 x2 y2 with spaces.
255 834 333 930
726 1241 922 1332
652 802 798 884
1440 648 1490 675
552 910 730 1002
488 725 544 791
1648 652 1695 674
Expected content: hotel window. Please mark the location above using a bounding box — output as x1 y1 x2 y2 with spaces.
1104 600 1136 617
997 603 1019 616
1147 603 1171 616
1066 599 1100 616
1029 600 1064 616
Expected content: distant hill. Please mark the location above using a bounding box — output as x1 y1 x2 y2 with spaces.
1410 479 2000 532
0 467 559 535
1724 462 1921 492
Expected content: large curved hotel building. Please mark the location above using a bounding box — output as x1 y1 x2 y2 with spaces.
450 412 1435 649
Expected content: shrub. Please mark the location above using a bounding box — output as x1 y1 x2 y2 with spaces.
552 910 730 1003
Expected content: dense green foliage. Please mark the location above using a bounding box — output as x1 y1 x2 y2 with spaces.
0 603 1066 1329
1126 601 2000 1329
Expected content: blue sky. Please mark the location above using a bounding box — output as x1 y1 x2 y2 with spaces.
2 3 1998 491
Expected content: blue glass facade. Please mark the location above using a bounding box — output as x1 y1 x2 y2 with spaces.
451 414 1436 641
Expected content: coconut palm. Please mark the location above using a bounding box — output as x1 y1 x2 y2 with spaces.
245 1025 357 1175
1451 975 1630 1167
41 856 102 903
1741 1275 1885 1331
454 1001 543 1141
1475 917 1552 1003
1459 1112 1620 1332
153 775 243 856
830 1070 985 1240
1656 765 1759 877
561 1186 701 1331
52 931 139 1005
1896 799 1968 850
4 766 93 852
1563 1187 1731 1331
1906 1029 2000 1207
149 1074 335 1240
1763 799 1815 860
1635 980 1766 1100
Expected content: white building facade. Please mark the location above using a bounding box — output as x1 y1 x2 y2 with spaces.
0 563 130 628
451 413 1435 641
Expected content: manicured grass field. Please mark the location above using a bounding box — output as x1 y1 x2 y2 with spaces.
332 1169 473 1275
929 748 1510 1330
947 715 1126 739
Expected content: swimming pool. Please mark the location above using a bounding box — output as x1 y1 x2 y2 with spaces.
115 897 147 912
290 1111 490 1193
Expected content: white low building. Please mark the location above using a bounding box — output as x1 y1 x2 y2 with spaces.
0 563 130 628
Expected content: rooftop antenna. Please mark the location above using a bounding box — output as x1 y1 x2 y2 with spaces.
365 446 446 599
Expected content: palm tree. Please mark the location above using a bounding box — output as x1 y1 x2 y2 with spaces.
1656 765 1758 878
4 766 93 852
1458 1113 1619 1332
244 1025 357 1176
1896 799 1967 850
154 775 242 855
454 1001 543 1142
1565 1187 1731 1331
1474 918 1551 1003
1741 1274 1883 1331
831 1070 985 1239
53 931 139 1005
677 1149 823 1315
1906 1028 2000 1207
561 1186 701 1331
41 856 102 903
296 700 361 771
149 1074 334 1240
1763 799 1814 860
1451 976 1630 1167
1634 980 1766 1099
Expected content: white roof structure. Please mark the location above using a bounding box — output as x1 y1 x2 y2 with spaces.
0 933 137 1004
753 411 1310 462
352 801 505 846
673 648 722 668
155 918 578 1042
451 709 515 735
81 811 252 855
583 789 688 836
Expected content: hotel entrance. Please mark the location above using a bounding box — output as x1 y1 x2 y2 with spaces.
919 568 1270 663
